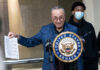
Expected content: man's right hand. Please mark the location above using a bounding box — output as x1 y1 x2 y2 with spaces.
8 32 19 39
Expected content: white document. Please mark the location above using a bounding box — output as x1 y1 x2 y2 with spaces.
4 36 19 59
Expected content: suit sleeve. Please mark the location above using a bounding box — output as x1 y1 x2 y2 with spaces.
18 28 43 47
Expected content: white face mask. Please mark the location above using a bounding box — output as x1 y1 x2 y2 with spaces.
74 11 84 20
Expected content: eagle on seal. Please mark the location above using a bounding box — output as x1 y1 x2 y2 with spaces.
60 43 74 54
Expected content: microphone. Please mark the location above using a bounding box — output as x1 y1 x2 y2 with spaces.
45 39 53 63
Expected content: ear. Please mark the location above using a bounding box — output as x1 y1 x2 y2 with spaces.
64 15 66 20
72 11 75 15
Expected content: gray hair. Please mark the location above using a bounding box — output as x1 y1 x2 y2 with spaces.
51 6 66 15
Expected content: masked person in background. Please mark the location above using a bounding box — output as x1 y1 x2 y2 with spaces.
68 2 98 70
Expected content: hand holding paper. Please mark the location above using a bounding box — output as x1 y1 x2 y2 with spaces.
8 32 19 38
4 36 19 59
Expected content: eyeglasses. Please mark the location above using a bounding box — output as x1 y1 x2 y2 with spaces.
52 16 65 21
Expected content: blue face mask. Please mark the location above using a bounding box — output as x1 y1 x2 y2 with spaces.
74 12 84 20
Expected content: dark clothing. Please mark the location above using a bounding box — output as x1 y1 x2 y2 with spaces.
97 32 100 50
69 16 98 70
97 32 100 57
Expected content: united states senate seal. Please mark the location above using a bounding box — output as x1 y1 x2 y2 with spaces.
53 32 83 63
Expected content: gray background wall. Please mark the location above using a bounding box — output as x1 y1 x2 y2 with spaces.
94 0 100 35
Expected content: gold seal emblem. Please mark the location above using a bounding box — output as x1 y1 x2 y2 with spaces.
53 32 83 63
